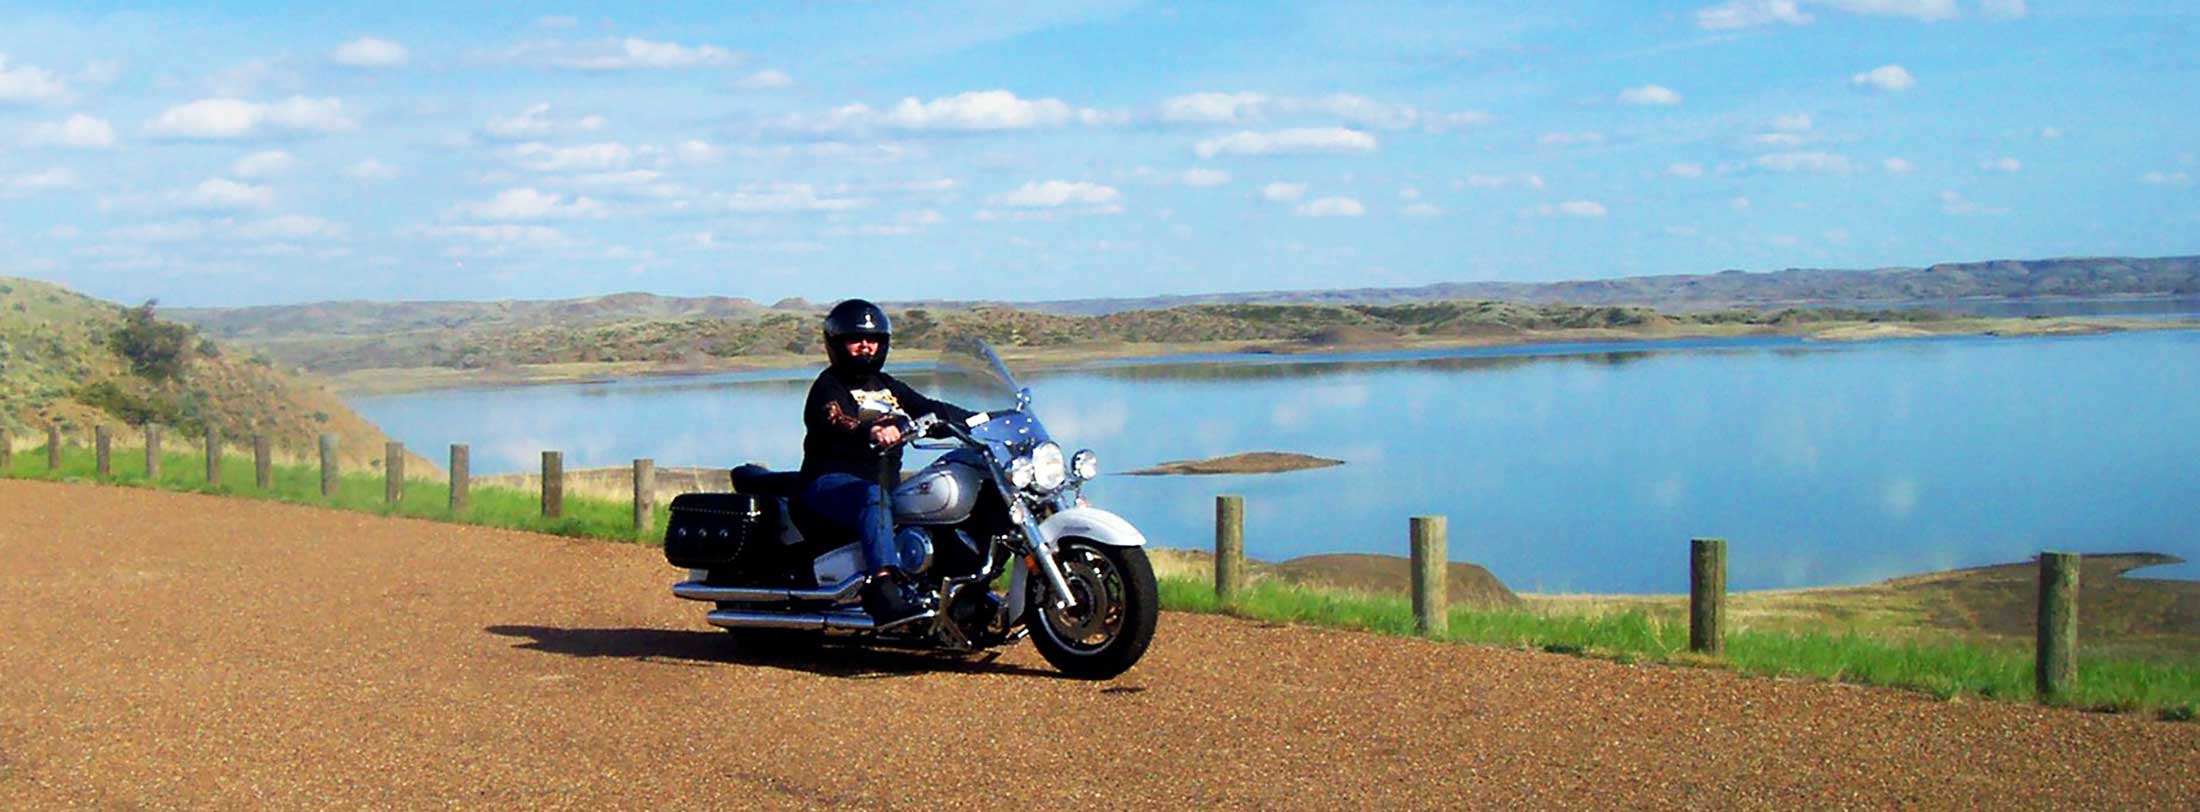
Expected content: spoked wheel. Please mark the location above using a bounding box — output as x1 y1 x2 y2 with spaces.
1028 539 1159 679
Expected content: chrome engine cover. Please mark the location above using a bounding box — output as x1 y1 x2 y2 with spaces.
892 458 984 525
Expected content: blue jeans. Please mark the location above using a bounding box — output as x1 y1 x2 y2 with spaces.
797 473 898 573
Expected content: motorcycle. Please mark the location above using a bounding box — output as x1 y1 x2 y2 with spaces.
662 337 1158 679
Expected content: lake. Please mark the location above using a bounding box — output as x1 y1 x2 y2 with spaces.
351 327 2200 594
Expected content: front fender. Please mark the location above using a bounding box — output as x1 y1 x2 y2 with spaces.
1037 505 1148 547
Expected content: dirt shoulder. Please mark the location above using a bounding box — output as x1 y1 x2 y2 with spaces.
3 479 2194 811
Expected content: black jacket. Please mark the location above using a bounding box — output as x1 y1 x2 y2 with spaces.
798 366 973 482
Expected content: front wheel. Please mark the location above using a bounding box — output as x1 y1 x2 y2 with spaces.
1028 539 1159 680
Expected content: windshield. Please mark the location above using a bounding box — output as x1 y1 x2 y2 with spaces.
929 334 1024 404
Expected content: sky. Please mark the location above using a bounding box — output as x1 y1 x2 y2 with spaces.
0 0 2195 307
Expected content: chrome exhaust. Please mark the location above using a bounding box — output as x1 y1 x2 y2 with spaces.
673 573 866 604
705 608 938 633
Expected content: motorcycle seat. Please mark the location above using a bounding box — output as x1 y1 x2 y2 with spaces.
730 464 801 498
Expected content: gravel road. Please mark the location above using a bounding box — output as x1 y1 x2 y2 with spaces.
2 479 2194 810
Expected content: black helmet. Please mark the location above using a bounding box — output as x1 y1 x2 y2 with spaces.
823 298 891 373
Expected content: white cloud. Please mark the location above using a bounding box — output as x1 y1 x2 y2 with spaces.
737 69 792 89
1261 182 1307 202
1160 91 1269 124
1979 157 2022 172
1425 110 1497 132
77 60 119 86
1195 127 1377 158
2140 171 2192 187
422 224 573 246
1666 162 1707 178
1756 151 1854 173
332 36 408 68
183 177 274 210
106 221 204 242
0 53 71 104
1295 196 1365 217
1697 0 1812 29
453 187 608 221
346 159 398 180
24 114 115 149
989 180 1122 211
1882 157 1915 174
235 214 344 240
1618 84 1683 106
145 96 357 139
1461 173 1546 190
1980 0 2028 20
506 141 635 172
2037 126 2062 139
709 183 866 213
1 168 77 198
232 150 299 178
1537 200 1608 218
1939 189 2006 215
485 103 607 139
1301 94 1419 129
1825 0 1958 21
1402 202 1441 218
885 90 1073 130
1772 113 1815 132
1539 131 1605 147
559 38 735 70
1180 168 1231 187
1851 64 1916 92
1750 132 1809 147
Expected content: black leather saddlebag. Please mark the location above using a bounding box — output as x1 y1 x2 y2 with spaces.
664 492 777 569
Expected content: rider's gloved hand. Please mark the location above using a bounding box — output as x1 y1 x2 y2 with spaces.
868 422 904 447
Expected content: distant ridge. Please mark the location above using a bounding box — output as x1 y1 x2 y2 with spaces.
166 254 2200 339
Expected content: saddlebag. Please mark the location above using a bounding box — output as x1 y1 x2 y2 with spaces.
664 492 778 569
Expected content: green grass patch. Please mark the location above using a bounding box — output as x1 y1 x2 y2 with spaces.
6 442 2193 720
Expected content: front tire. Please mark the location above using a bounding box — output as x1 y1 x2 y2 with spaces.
1028 539 1158 679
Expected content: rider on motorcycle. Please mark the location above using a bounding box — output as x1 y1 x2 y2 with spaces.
798 299 974 622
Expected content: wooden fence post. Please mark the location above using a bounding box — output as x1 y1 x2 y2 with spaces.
0 429 10 471
449 444 470 513
253 435 272 490
541 450 563 519
1690 538 1728 655
1411 516 1448 636
144 425 161 481
204 428 221 487
47 425 61 471
2037 552 2079 701
95 425 111 478
318 434 338 497
633 458 655 533
1215 495 1245 603
384 441 404 506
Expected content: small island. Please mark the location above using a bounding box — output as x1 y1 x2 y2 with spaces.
1125 451 1345 476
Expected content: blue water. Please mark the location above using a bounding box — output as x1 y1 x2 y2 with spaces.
351 329 2200 593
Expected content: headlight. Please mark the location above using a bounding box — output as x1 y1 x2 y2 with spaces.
1007 456 1035 490
1072 449 1099 480
1031 442 1067 491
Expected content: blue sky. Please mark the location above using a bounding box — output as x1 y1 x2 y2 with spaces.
0 1 2194 307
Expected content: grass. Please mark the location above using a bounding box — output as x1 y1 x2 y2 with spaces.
8 441 2195 720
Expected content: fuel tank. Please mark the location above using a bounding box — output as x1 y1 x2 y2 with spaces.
892 455 986 525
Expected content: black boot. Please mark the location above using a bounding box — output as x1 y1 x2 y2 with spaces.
861 569 923 625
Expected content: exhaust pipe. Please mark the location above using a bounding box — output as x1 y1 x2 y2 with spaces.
705 608 938 633
674 573 866 604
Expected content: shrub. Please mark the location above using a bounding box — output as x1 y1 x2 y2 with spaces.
109 301 196 382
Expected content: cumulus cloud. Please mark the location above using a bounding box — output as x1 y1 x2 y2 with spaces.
2139 171 2192 187
1260 182 1307 202
1160 91 1269 124
2037 126 2062 139
708 183 866 213
1756 151 1854 173
1295 196 1364 217
988 180 1122 212
1666 162 1706 178
506 141 636 172
786 90 1084 133
1460 173 1545 190
453 187 608 221
1979 157 2022 172
485 103 607 139
1697 0 1812 29
1851 64 1916 92
1980 0 2028 20
1618 84 1683 106
235 214 343 240
558 38 735 70
332 36 408 68
1750 132 1809 148
1938 189 2004 215
1180 168 1230 187
1402 202 1441 218
1157 92 1421 129
1699 0 1963 29
346 159 398 180
0 53 72 104
1538 131 1604 147
145 96 358 139
1195 127 1377 158
0 168 77 198
183 177 274 210
421 224 573 247
24 114 116 149
1772 113 1814 132
232 150 299 178
737 69 792 89
1537 200 1608 218
1882 157 1915 174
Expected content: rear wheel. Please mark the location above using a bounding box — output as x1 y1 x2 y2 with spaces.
1028 539 1159 680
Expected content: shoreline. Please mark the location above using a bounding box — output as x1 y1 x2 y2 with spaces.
325 315 2196 396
